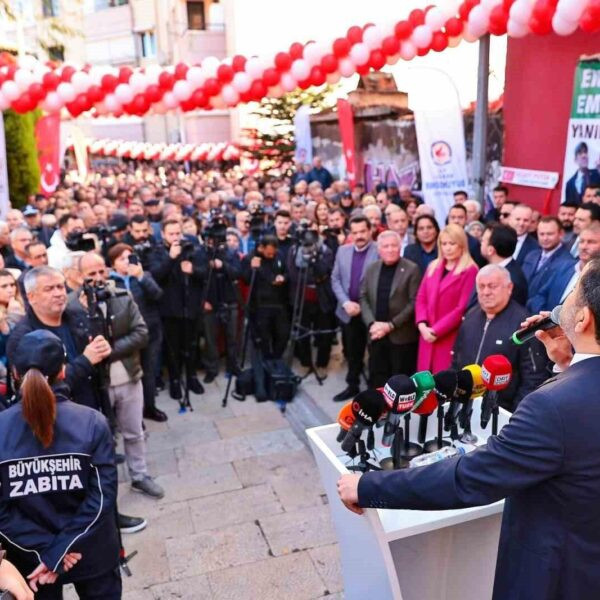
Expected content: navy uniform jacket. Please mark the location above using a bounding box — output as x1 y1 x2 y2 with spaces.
358 356 600 600
522 245 576 301
0 384 119 580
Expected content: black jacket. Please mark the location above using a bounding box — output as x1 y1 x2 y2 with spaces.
451 300 549 410
241 252 287 309
109 271 163 328
204 249 242 307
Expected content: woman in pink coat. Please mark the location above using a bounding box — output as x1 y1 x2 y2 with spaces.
415 224 478 373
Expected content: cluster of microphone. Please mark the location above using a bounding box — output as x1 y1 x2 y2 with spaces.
336 354 513 472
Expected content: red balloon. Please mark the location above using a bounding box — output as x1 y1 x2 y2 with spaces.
217 64 234 84
12 94 32 114
297 77 311 90
488 5 509 35
249 80 266 101
180 98 195 112
381 36 400 56
417 47 430 57
118 66 132 83
60 66 75 82
239 91 252 104
42 71 60 91
262 68 280 87
192 89 208 108
332 38 351 58
309 66 326 86
408 9 425 26
502 0 516 11
65 101 81 117
356 63 370 76
204 78 221 97
158 71 175 91
394 20 414 40
101 74 118 93
5 65 17 80
133 94 149 114
175 62 188 80
28 83 45 102
579 7 600 32
87 85 104 103
146 84 163 103
431 32 448 52
274 52 292 72
231 55 247 72
369 50 386 70
458 1 473 21
320 54 339 74
347 25 363 44
289 42 304 60
445 17 464 37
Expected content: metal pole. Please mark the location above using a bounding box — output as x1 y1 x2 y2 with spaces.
473 34 490 210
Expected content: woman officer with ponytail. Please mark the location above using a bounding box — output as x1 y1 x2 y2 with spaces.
0 330 121 599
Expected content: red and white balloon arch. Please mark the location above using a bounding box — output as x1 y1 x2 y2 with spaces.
1 0 597 118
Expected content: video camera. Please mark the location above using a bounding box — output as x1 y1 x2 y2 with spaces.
249 206 267 240
294 219 320 261
179 240 196 262
65 225 118 253
82 277 112 305
204 208 228 251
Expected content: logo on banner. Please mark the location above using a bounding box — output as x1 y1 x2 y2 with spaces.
431 141 452 166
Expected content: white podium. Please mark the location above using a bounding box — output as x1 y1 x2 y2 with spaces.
307 399 511 600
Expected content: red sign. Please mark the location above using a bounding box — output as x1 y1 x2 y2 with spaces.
35 114 61 196
337 99 357 189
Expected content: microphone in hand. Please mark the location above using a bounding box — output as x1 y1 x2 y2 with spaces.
511 305 561 345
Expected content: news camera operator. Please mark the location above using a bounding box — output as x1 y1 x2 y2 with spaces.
0 330 120 599
338 257 600 599
151 219 207 400
107 243 167 422
286 221 336 375
202 210 242 383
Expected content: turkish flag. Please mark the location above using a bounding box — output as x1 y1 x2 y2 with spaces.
35 114 61 196
337 99 357 189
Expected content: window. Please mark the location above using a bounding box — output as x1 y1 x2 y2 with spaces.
42 0 59 17
187 1 205 30
139 31 156 59
48 45 64 61
94 0 128 10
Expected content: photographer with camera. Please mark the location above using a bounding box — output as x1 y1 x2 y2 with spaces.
287 221 337 377
108 243 167 422
47 216 85 269
72 252 164 499
202 211 242 383
152 219 207 401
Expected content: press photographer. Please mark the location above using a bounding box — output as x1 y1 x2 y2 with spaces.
202 210 242 383
47 215 86 269
151 219 207 402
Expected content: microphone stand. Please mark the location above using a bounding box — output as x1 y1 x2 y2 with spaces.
424 399 451 453
459 400 478 444
399 413 423 460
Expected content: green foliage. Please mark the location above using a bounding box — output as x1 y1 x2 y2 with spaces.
3 109 41 208
243 85 337 168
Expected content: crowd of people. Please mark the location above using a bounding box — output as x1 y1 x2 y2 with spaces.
0 154 598 597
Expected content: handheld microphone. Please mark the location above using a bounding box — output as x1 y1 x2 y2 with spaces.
480 354 513 434
423 369 458 453
336 402 355 443
341 389 387 454
511 305 562 345
459 364 483 444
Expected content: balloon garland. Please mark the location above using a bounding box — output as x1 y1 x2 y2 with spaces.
0 0 597 118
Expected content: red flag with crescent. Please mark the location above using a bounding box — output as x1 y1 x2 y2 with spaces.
35 114 61 196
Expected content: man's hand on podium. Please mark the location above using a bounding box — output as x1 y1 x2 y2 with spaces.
337 474 364 515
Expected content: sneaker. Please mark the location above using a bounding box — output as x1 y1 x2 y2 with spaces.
118 513 147 534
203 372 217 384
143 407 168 422
169 379 182 400
132 476 165 499
187 376 204 395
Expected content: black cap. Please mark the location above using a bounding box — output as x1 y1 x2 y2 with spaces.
23 205 39 217
109 213 129 232
13 330 66 377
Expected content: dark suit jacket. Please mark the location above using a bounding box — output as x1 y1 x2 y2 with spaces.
358 356 600 600
527 260 577 314
565 168 600 205
514 234 539 266
359 258 421 345
522 245 576 300
467 232 485 267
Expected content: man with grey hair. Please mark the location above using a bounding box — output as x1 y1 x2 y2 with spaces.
6 225 33 270
359 230 422 386
464 199 482 224
452 263 548 410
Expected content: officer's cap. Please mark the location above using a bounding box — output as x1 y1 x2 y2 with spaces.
13 330 66 378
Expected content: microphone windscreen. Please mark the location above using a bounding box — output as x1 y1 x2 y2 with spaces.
455 369 474 402
381 375 417 414
463 364 485 398
411 371 436 414
413 390 437 416
337 402 355 431
352 389 387 427
434 369 458 402
481 354 513 391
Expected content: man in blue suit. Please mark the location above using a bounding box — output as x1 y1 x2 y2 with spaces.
527 223 600 313
338 255 600 600
522 216 575 300
509 204 539 266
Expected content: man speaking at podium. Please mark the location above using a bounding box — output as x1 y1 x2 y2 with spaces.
338 257 600 600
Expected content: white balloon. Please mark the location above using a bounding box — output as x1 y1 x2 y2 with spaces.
153 102 167 115
326 72 341 84
267 84 284 98
201 56 220 78
145 64 162 85
173 80 192 101
462 29 480 42
14 69 35 91
400 41 417 60
349 43 369 65
221 84 239 105
291 59 310 81
280 72 297 92
245 57 264 79
186 66 205 88
129 72 148 93
1 80 20 101
556 0 586 22
88 67 105 86
412 25 433 48
115 83 133 104
386 53 400 65
57 82 76 103
440 0 461 20
468 5 490 37
210 95 226 109
448 35 463 47
163 91 178 109
507 18 529 37
339 58 356 77
44 91 64 112
303 42 322 67
71 71 91 94
0 92 9 111
18 54 38 71
510 0 532 25
552 13 578 35
363 24 385 50
232 71 251 93
481 0 500 11
425 8 446 31
104 94 121 113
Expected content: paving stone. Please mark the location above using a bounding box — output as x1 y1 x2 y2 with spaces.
146 421 221 452
228 397 284 417
150 574 212 599
176 436 256 469
129 500 195 541
259 505 337 556
246 428 305 456
123 535 170 591
314 593 344 600
123 591 153 600
207 552 326 600
165 521 270 579
214 411 289 439
189 484 283 532
309 544 344 594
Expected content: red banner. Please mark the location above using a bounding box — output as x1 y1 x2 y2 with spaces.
337 99 357 189
35 114 61 196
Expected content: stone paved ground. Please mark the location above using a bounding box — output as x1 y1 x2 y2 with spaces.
64 351 350 600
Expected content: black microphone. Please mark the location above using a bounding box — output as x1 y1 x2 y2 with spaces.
423 369 458 453
380 375 417 448
444 369 473 435
341 389 387 454
511 305 561 345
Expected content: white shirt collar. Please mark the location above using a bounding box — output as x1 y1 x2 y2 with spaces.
499 256 512 267
571 353 600 366
518 233 528 242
